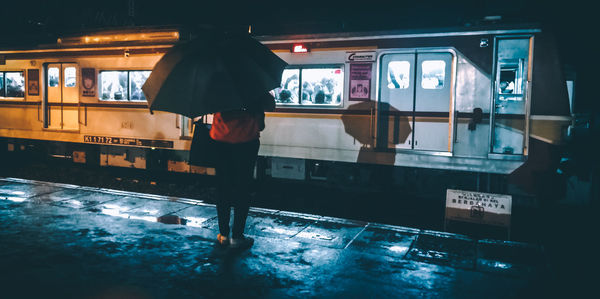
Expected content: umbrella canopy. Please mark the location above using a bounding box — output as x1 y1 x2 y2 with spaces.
142 29 288 118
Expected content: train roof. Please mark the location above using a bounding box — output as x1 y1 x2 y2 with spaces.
0 22 545 54
254 22 543 43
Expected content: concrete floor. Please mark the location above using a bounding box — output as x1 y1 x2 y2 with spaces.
0 177 554 298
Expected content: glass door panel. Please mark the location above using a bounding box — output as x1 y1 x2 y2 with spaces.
378 53 415 149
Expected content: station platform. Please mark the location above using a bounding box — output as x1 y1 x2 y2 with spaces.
1 177 552 298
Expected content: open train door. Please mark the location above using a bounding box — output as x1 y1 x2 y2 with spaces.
44 63 79 131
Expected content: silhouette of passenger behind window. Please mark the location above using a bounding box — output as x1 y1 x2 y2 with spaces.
314 90 325 104
278 89 293 103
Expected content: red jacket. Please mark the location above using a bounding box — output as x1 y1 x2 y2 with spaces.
209 110 264 143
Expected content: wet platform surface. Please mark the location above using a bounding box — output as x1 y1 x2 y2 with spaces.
0 177 551 298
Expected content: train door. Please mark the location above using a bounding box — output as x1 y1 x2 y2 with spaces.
44 63 79 131
413 52 453 151
491 37 531 155
379 53 415 149
378 51 453 152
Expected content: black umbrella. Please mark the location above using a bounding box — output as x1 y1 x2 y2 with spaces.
142 29 288 118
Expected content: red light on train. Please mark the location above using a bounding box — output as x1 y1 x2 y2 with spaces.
292 44 309 53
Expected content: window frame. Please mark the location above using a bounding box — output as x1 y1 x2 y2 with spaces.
274 64 345 108
0 70 26 99
97 69 151 102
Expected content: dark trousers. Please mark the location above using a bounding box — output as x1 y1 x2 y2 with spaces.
213 138 260 238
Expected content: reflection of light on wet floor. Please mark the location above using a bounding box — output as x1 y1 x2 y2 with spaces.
263 227 298 236
388 245 409 255
493 262 511 269
100 204 130 218
403 263 446 290
1 190 27 201
422 250 448 260
3 196 27 202
129 215 159 222
181 217 207 227
480 259 512 270
100 204 159 223
64 199 83 207
296 231 335 241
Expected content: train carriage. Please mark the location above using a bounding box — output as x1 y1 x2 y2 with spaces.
0 24 572 202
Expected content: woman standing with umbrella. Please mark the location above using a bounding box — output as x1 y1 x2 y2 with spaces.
141 29 287 250
212 93 275 249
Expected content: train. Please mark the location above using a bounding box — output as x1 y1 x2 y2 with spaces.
0 24 573 204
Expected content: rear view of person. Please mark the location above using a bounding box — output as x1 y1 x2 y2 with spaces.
211 93 275 249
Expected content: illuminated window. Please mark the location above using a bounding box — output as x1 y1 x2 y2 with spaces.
272 66 344 106
0 71 25 98
64 67 76 87
498 68 522 102
274 69 300 104
99 71 128 100
388 61 410 89
98 70 151 101
421 60 445 89
129 71 151 101
48 67 59 87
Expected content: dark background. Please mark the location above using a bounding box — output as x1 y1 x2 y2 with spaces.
1 0 595 113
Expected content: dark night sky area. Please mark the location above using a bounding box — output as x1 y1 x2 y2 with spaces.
1 0 596 111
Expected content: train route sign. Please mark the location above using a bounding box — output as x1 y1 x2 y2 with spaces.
445 189 512 228
84 135 173 148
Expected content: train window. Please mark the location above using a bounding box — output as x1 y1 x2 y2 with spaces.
64 67 76 87
273 66 343 106
0 73 3 97
129 71 151 101
99 70 152 101
99 71 128 100
274 69 300 104
421 60 445 89
387 61 410 89
300 68 343 105
498 68 522 102
1 71 25 98
48 67 59 87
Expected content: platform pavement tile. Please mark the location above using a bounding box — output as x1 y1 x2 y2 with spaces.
291 218 367 249
85 196 160 217
476 239 545 276
50 192 123 209
94 197 191 222
406 233 477 270
347 225 418 257
162 205 218 228
127 198 190 215
30 188 101 204
0 181 64 200
244 210 315 239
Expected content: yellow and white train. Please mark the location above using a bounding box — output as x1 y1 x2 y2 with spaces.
0 25 573 198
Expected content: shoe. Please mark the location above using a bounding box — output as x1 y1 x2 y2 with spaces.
217 234 229 246
229 236 254 249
